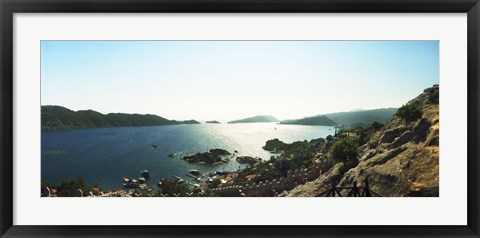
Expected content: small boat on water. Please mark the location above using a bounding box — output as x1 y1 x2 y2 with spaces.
123 178 139 188
168 153 175 157
141 170 150 179
151 144 158 149
138 177 146 184
157 177 169 188
189 169 201 176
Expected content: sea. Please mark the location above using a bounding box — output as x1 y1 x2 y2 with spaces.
41 123 334 189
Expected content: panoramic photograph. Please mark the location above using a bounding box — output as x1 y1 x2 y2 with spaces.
41 41 439 197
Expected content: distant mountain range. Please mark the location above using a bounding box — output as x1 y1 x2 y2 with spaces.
228 115 279 124
280 108 397 127
41 105 200 130
42 105 398 130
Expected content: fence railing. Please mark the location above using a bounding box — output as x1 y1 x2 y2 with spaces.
316 180 382 197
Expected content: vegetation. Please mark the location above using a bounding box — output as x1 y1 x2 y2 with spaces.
329 138 359 168
41 105 200 130
228 115 279 124
396 103 422 123
280 108 397 127
41 177 93 197
324 108 397 126
280 115 337 126
182 149 231 164
231 138 327 185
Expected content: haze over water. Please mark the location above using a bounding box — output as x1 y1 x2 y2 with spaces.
41 123 334 189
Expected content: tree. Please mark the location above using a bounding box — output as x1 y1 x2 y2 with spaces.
371 121 384 130
396 103 422 123
329 138 358 168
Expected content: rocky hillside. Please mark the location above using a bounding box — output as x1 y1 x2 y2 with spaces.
283 85 439 197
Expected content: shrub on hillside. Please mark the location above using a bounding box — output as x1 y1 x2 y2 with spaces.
329 138 359 168
396 103 422 123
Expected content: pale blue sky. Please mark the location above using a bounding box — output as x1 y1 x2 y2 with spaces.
41 41 439 122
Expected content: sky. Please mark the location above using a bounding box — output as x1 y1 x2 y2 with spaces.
41 41 439 122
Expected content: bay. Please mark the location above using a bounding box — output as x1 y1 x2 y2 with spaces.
41 123 334 189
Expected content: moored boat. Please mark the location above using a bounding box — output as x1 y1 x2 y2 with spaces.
141 170 150 179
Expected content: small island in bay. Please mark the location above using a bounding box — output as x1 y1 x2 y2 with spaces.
182 148 231 164
235 156 262 165
206 120 221 124
228 115 279 124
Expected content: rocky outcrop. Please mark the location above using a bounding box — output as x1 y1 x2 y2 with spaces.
262 138 288 152
337 85 439 197
182 149 231 165
280 163 346 197
282 85 439 197
236 156 262 165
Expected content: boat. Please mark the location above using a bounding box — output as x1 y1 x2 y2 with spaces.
157 177 169 188
188 169 200 176
138 177 146 184
123 178 139 188
141 170 150 179
185 173 197 180
168 153 175 157
151 144 158 149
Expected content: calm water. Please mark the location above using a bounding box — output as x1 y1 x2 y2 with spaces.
41 123 334 189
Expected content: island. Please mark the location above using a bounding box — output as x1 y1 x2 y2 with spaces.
206 120 221 124
182 149 231 165
228 115 279 124
236 156 262 165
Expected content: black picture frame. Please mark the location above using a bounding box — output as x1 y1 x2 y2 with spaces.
1 0 479 237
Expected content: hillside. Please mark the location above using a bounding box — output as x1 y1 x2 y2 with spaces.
280 115 337 126
280 108 397 127
282 85 439 197
228 115 279 124
41 105 200 130
324 108 397 127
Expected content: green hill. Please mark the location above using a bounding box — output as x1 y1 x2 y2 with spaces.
323 108 397 127
41 105 200 130
228 115 279 124
280 108 397 127
280 115 337 126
